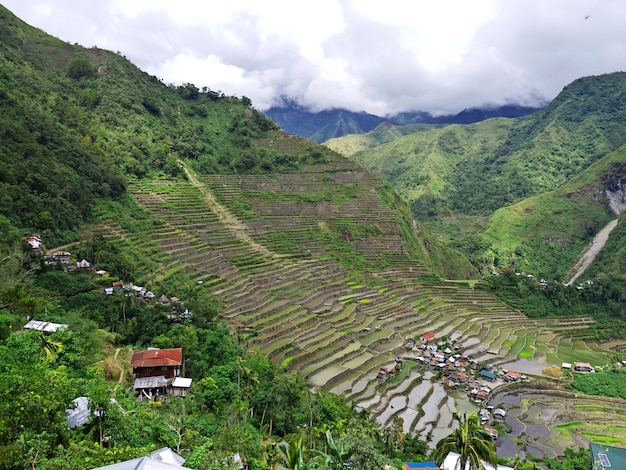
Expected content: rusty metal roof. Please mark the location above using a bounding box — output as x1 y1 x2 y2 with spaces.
131 348 182 368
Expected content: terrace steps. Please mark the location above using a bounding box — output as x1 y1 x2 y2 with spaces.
119 168 616 441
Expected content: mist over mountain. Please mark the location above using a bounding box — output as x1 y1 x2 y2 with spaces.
263 102 543 143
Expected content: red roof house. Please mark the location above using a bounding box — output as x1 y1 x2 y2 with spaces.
421 332 435 341
131 348 182 379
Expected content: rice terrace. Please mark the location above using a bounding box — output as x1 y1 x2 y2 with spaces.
93 148 626 458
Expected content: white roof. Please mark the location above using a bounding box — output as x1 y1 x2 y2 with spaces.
92 448 192 469
441 452 513 470
562 362 572 368
151 448 186 466
23 320 68 333
171 377 193 388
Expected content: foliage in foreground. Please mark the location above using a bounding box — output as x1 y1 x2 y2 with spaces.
0 239 430 469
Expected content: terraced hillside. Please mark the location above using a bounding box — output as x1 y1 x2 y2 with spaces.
108 157 616 444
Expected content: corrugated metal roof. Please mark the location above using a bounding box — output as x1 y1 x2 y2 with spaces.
403 462 440 470
92 456 192 469
24 320 68 333
91 448 190 469
134 376 169 389
131 348 182 368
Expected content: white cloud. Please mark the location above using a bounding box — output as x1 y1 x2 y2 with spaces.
3 0 626 115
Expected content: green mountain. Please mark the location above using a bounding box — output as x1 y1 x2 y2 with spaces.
2 6 626 468
330 72 626 279
0 6 470 280
475 145 626 279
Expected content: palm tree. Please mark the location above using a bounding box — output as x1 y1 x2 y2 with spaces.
37 332 63 362
276 435 318 470
314 429 350 469
432 411 498 470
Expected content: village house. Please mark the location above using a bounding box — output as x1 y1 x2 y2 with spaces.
503 370 521 382
479 409 491 423
421 331 435 342
449 372 469 384
132 348 182 379
376 366 396 381
130 348 192 400
76 259 91 269
51 251 71 264
574 362 595 373
26 235 42 250
170 377 193 398
479 369 498 382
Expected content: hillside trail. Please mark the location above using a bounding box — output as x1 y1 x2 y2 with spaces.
179 160 277 258
111 347 125 391
566 190 624 286
44 241 77 254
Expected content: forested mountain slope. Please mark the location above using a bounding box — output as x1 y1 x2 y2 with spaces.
0 6 477 467
2 6 625 469
329 72 626 279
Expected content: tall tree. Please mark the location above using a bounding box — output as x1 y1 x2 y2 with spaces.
432 412 497 470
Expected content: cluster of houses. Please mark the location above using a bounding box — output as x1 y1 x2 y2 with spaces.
103 281 193 320
398 332 528 440
26 234 92 271
401 333 522 403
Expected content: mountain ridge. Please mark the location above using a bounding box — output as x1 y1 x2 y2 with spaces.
263 103 543 143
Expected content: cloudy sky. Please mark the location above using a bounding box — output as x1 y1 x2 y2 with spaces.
3 0 625 115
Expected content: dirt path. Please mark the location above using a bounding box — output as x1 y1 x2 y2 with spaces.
111 347 127 391
566 218 618 286
179 160 276 257
44 241 78 254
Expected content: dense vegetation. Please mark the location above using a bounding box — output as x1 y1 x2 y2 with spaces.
479 269 626 339
571 369 626 400
0 5 621 469
0 5 336 248
328 72 626 283
0 244 432 469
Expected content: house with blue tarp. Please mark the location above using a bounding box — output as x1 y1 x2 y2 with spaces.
403 462 439 470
